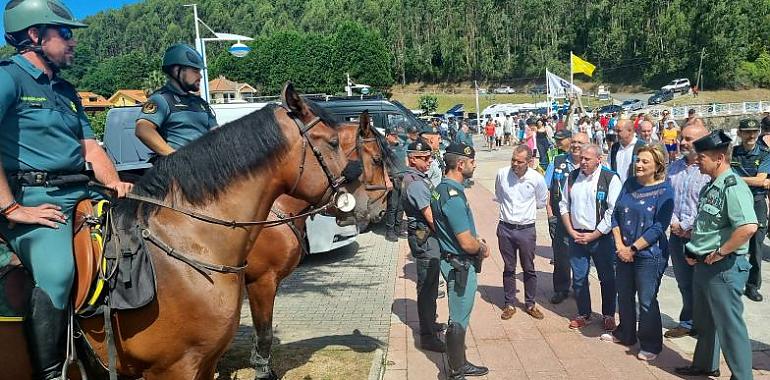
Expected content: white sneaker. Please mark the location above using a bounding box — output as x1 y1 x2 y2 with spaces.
637 350 658 361
599 333 621 343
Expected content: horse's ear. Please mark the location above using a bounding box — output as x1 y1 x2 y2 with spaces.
281 81 310 118
359 111 371 137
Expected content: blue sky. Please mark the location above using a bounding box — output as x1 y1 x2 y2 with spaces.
1 0 142 37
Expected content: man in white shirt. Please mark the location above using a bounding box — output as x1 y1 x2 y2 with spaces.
495 145 548 320
610 120 644 183
559 144 622 331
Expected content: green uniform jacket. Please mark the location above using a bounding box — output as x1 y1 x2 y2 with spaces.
137 82 217 150
431 178 477 256
686 170 757 256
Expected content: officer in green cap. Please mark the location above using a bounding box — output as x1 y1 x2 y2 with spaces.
1 1 132 378
676 130 756 379
430 142 489 379
730 118 769 302
135 43 217 156
401 139 445 352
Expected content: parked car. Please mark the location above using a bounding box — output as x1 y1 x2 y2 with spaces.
493 86 516 94
648 89 674 105
621 98 644 111
528 84 546 95
596 104 623 115
597 85 611 100
661 78 691 94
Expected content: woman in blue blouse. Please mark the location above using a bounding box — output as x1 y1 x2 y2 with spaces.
604 145 674 361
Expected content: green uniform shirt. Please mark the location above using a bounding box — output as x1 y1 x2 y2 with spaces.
431 177 477 256
137 82 217 150
389 141 408 175
686 170 758 256
0 55 94 172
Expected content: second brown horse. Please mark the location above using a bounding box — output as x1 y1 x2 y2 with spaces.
245 112 393 379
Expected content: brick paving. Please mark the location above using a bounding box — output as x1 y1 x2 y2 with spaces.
383 143 770 380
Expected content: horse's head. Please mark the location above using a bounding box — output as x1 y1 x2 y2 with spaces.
331 111 391 230
278 82 361 207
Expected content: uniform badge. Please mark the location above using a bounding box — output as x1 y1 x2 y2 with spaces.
463 147 472 155
448 188 459 197
756 159 760 167
142 101 158 114
597 191 606 201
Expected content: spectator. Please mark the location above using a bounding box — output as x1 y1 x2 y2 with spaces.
485 117 496 151
610 120 646 184
494 118 504 149
665 119 711 339
495 145 548 320
559 144 622 330
503 114 514 145
604 145 674 361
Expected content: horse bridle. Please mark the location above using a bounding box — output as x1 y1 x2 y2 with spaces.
107 106 354 277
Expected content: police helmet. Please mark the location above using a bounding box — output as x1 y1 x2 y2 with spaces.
3 0 85 33
162 43 205 71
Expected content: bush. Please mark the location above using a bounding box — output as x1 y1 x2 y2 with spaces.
735 52 770 89
418 94 439 114
87 111 108 141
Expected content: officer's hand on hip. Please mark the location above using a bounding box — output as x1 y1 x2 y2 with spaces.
704 250 726 265
6 203 66 229
106 181 134 198
685 257 697 266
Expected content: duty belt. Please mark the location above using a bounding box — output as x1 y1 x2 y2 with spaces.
12 171 88 187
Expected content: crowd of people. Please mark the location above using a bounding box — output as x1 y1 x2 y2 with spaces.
391 107 770 379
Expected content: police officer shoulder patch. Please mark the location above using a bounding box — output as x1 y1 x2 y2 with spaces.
142 101 158 114
448 188 459 197
725 175 737 187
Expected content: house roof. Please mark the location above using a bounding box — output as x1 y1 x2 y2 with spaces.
107 89 147 104
209 75 256 93
77 91 112 108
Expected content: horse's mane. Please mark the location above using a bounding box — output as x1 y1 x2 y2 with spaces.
371 129 397 173
115 99 338 221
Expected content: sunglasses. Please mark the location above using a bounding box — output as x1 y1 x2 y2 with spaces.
54 26 73 41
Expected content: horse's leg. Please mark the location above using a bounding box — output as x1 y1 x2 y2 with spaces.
246 272 280 380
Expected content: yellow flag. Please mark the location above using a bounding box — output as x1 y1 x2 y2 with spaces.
571 53 596 77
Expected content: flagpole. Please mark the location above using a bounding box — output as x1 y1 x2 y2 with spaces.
570 51 574 99
545 68 550 117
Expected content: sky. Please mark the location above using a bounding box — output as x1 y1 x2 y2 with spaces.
1 0 143 37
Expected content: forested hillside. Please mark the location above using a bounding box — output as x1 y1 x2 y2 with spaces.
2 0 768 96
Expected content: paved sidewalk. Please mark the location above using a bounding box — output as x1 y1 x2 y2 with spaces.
383 143 770 380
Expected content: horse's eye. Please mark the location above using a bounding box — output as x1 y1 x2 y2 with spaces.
373 157 383 165
329 138 340 148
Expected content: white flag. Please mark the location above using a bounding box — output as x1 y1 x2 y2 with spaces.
546 69 583 97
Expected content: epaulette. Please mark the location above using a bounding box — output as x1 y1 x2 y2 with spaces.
448 188 459 197
724 174 737 187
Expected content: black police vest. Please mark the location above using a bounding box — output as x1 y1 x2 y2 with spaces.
401 170 432 229
156 90 215 117
610 139 645 179
566 167 617 229
549 154 574 211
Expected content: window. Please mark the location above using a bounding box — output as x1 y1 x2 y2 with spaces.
387 113 407 129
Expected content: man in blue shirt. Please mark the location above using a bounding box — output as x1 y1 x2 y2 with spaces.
0 1 132 378
135 44 218 155
730 118 770 302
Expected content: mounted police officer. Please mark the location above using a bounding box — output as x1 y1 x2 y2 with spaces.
135 43 217 156
431 142 489 379
401 139 445 352
385 126 408 241
0 1 132 378
676 130 757 379
730 118 769 302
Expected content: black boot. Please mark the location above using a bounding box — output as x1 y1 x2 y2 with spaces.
24 288 68 380
419 333 445 352
446 322 488 379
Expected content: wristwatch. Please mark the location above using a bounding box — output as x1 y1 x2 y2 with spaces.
630 244 639 253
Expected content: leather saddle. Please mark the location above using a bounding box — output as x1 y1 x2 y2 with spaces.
71 199 109 314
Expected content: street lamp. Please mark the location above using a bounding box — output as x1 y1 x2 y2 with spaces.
184 4 254 103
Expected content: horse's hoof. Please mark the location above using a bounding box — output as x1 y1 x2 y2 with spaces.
255 368 278 380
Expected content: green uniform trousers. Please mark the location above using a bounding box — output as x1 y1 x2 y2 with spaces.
692 254 753 380
440 258 478 329
0 184 94 310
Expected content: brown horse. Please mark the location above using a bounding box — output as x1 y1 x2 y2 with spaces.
1 83 359 380
245 112 393 379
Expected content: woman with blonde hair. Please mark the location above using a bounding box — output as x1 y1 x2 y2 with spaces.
603 145 674 362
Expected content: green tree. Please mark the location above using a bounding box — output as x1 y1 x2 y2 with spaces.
86 111 108 141
418 95 438 114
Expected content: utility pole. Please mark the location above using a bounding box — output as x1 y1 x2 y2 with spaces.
696 47 706 90
474 80 481 135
